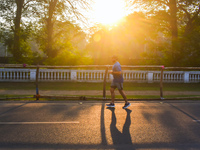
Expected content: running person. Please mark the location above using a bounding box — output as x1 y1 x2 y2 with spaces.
106 55 131 109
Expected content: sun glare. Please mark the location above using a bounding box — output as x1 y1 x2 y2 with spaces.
93 0 126 25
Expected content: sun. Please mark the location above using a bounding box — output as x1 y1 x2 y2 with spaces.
93 0 126 25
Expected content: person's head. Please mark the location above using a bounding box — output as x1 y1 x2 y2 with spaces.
112 55 118 63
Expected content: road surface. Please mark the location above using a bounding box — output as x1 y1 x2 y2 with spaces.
0 100 200 150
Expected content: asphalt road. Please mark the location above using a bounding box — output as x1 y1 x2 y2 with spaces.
0 100 200 150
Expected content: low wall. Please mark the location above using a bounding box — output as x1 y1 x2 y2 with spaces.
0 68 200 83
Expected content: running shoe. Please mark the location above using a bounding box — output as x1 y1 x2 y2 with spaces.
106 103 115 108
122 102 131 109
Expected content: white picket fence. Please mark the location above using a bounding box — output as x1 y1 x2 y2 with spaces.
0 68 200 83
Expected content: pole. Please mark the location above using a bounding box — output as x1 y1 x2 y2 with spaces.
35 66 40 100
103 67 108 99
160 66 164 99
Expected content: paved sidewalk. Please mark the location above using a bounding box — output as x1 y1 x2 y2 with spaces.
0 90 200 96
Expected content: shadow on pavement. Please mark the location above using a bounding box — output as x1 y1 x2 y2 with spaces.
107 107 133 146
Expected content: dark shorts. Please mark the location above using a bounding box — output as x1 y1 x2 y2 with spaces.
111 81 123 90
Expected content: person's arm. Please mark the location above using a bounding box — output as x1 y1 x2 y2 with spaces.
109 71 122 75
110 63 122 75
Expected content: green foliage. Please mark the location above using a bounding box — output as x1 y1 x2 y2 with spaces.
1 0 200 66
0 0 92 65
0 0 41 64
44 48 93 65
35 20 91 65
123 0 200 66
32 0 93 65
86 12 161 65
178 17 200 66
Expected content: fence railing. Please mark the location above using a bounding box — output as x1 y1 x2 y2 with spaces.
0 68 200 83
1 64 200 100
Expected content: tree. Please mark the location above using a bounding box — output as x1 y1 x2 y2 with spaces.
13 0 25 62
36 20 91 65
178 0 200 66
0 0 41 63
37 0 92 59
0 0 92 64
86 13 152 65
126 0 200 66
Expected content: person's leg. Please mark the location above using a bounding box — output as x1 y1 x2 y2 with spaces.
117 83 130 109
110 87 115 104
107 82 116 107
118 90 128 104
116 83 128 104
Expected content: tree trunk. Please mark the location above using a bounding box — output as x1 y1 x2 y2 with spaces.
46 0 58 58
13 0 24 63
169 0 179 66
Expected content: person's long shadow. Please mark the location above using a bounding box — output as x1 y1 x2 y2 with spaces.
107 107 132 145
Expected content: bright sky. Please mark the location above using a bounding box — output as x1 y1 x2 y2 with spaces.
91 0 127 26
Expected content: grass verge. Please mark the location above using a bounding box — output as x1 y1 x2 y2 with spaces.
1 82 200 91
1 94 200 101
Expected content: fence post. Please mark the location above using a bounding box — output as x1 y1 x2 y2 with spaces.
147 72 154 83
35 66 40 100
103 67 108 99
184 72 190 83
71 70 77 81
160 66 164 99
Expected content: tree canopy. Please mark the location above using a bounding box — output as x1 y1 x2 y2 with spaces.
0 0 92 65
0 0 200 66
85 0 200 66
125 0 200 66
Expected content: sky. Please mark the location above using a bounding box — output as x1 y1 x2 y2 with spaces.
81 0 135 29
0 0 137 32
91 0 127 25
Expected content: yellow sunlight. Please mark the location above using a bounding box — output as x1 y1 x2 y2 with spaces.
93 0 126 25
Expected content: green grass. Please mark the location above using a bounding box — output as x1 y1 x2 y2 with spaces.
0 82 200 91
1 82 200 101
0 95 34 100
1 94 200 101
